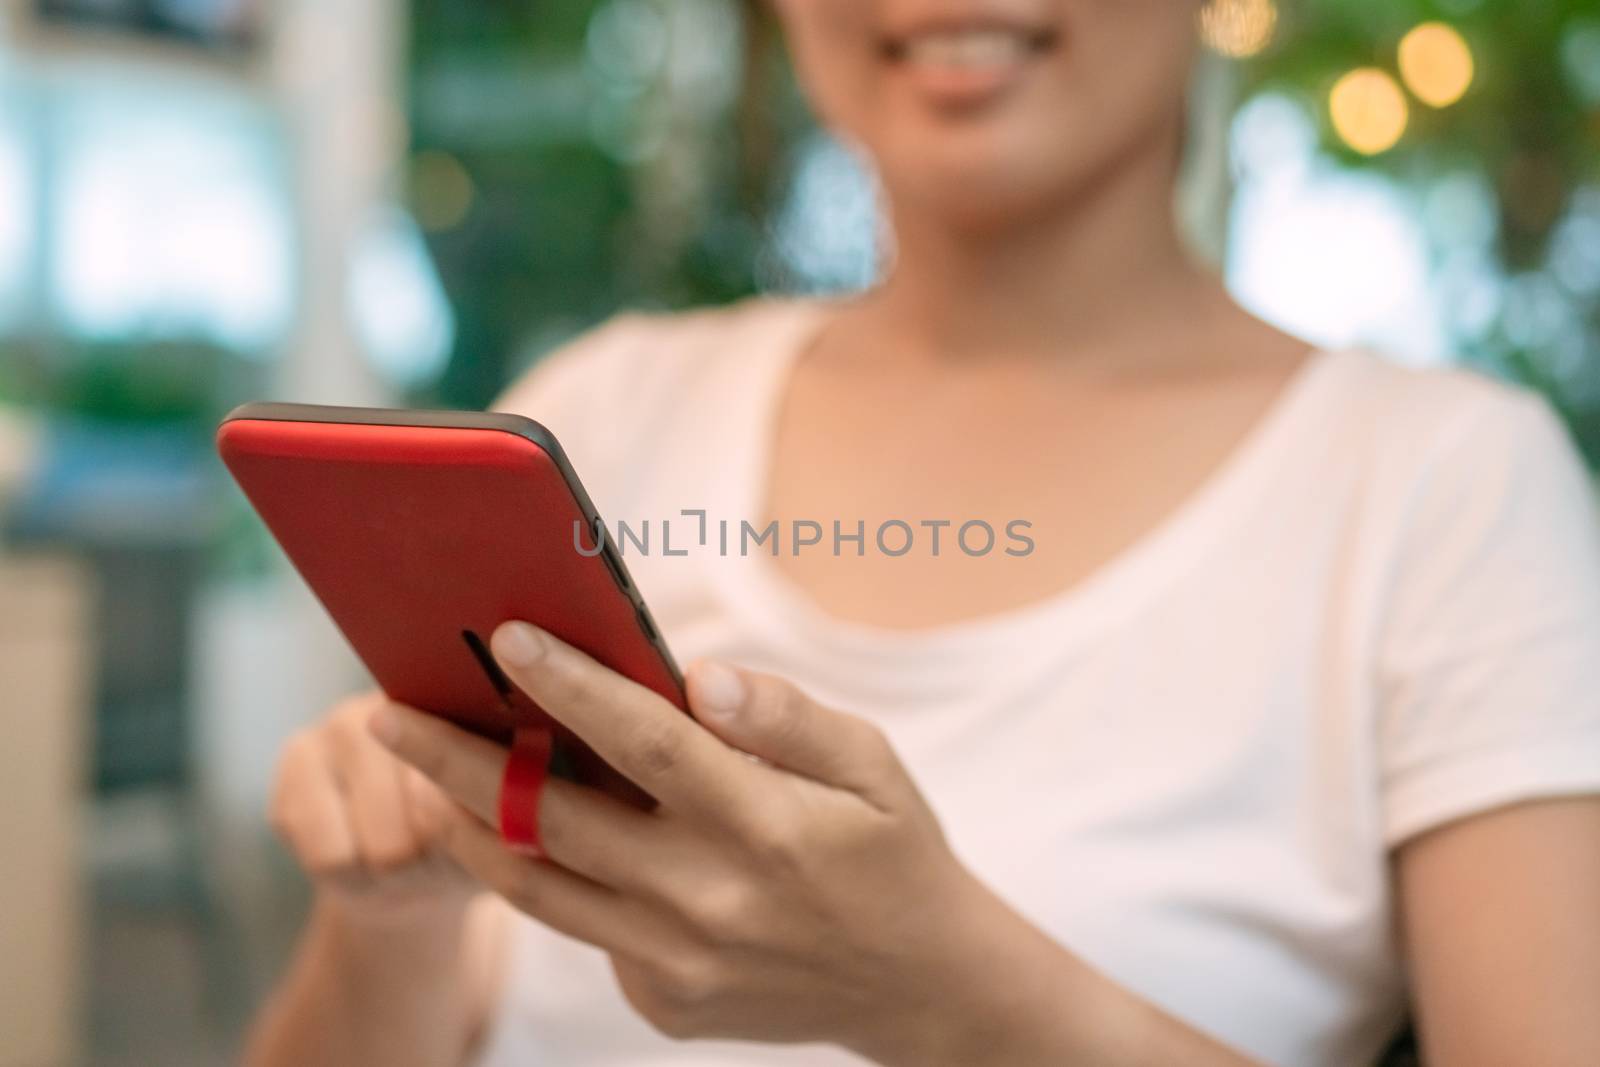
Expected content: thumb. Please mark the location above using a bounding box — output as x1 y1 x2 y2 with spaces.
685 660 904 805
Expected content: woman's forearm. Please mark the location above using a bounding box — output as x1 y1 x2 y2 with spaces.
243 894 493 1067
862 881 1261 1067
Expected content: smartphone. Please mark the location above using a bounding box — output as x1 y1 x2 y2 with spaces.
216 402 684 804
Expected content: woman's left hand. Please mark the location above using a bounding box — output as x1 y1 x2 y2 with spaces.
367 620 1009 1065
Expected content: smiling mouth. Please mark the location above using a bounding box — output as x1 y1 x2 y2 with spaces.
878 22 1061 107
880 24 1061 69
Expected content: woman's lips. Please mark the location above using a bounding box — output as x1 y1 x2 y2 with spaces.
881 24 1060 109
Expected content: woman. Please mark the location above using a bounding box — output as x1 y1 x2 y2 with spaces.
246 2 1600 1065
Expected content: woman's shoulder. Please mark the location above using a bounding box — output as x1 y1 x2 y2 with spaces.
1314 350 1596 613
491 296 815 419
1315 348 1583 480
1327 353 1600 848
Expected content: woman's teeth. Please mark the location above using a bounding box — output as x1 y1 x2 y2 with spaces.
897 29 1043 68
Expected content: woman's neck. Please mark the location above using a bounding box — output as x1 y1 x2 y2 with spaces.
850 130 1219 372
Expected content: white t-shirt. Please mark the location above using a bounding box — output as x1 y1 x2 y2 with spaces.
474 298 1600 1067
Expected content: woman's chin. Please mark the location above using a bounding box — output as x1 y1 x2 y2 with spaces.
886 166 1079 238
873 123 1096 237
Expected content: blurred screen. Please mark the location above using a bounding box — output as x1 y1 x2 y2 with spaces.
36 0 262 50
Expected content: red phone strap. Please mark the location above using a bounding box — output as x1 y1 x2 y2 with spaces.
499 727 553 856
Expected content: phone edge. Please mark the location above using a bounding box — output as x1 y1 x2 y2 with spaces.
217 402 687 698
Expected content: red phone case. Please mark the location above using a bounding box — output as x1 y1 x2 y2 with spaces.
217 403 685 802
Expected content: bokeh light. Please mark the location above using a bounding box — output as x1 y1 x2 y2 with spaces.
1329 69 1409 156
409 151 474 233
766 134 880 294
51 91 292 349
1560 19 1600 105
585 0 668 89
1228 101 1446 366
348 208 456 390
0 108 30 327
1399 22 1475 108
1199 0 1278 59
1550 191 1600 298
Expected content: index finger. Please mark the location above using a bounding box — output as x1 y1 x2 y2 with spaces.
368 703 506 827
489 622 756 820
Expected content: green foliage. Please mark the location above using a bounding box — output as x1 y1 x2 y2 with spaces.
0 337 255 429
1237 0 1600 464
405 0 778 409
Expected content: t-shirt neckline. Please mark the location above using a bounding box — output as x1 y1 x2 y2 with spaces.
705 297 1349 671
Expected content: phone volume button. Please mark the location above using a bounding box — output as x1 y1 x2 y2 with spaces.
635 606 659 642
601 544 630 589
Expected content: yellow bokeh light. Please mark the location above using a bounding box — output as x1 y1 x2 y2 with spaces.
1398 22 1475 108
1329 68 1409 156
1199 0 1278 59
411 151 476 233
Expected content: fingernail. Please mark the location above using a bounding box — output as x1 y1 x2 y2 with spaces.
367 704 402 747
494 622 547 668
693 661 746 719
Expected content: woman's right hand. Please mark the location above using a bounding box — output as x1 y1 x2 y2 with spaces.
270 691 477 927
248 695 509 1067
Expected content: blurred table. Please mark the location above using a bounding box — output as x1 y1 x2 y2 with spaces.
0 551 93 1067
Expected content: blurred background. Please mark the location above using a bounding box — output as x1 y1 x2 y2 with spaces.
0 1 1596 1064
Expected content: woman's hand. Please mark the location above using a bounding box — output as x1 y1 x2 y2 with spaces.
364 621 1017 1064
250 695 511 1067
271 691 477 928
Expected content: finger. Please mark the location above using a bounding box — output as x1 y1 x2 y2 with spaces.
399 763 450 842
368 702 507 828
535 776 671 892
370 704 677 891
342 715 427 872
272 733 359 876
434 801 657 955
687 661 906 808
489 622 754 819
398 764 466 885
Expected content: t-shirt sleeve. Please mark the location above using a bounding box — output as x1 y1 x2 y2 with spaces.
1378 387 1600 847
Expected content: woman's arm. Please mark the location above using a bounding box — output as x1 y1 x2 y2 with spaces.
853 876 1260 1067
1397 797 1600 1067
244 894 507 1067
915 795 1600 1067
